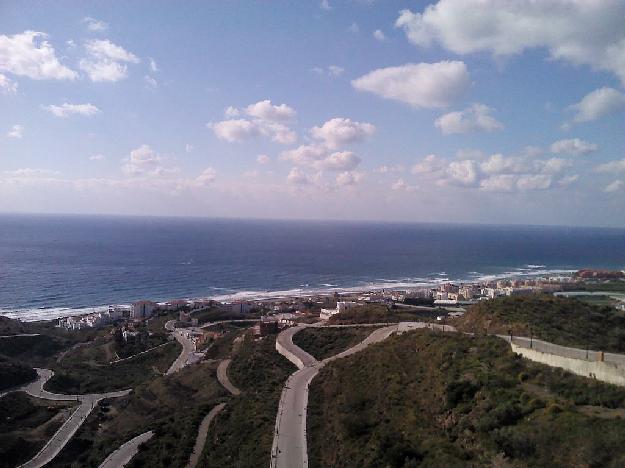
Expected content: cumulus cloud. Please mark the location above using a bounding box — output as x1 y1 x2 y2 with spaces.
122 144 167 176
257 154 271 164
194 167 216 186
550 138 599 156
537 158 573 175
336 171 364 186
281 145 361 171
352 61 470 108
0 31 77 80
82 17 108 32
0 74 17 94
43 102 100 118
310 117 375 148
447 159 479 186
287 167 312 185
149 58 158 72
80 39 140 82
411 154 445 174
395 1 625 85
595 158 625 173
479 174 552 192
373 30 386 42
480 154 528 175
605 180 624 193
7 124 23 138
435 103 503 134
244 100 296 122
558 174 579 187
391 178 418 192
320 0 331 11
210 100 297 144
144 75 158 89
566 87 625 125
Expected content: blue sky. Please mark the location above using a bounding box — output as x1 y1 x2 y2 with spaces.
1 0 625 226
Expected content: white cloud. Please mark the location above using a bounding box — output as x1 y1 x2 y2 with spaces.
210 119 261 142
83 17 108 32
480 154 528 175
558 174 579 187
567 87 625 125
0 31 77 80
7 124 23 138
0 74 17 94
185 144 194 153
537 158 573 175
391 178 418 192
244 100 296 122
320 0 332 11
144 75 158 89
550 138 599 156
435 103 503 134
517 174 552 191
312 65 344 77
122 144 166 176
352 61 470 108
479 174 516 192
395 1 625 85
210 100 297 144
287 167 312 185
336 171 364 186
349 23 360 34
373 30 386 42
149 58 158 72
281 144 361 172
89 154 105 161
411 154 445 174
447 159 478 186
310 117 375 148
376 164 405 174
195 167 216 186
605 180 624 193
44 102 100 118
257 154 271 164
4 168 60 177
595 158 625 173
80 39 140 82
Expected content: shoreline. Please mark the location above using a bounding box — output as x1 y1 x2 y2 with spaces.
0 267 580 323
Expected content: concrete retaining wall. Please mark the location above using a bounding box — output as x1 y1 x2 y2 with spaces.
510 342 625 387
275 340 305 370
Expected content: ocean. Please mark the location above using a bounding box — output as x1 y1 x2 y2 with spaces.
1 214 624 321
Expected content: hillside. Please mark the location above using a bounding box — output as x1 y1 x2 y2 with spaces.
454 295 625 352
308 330 625 468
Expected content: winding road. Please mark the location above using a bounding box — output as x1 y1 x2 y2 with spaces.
99 431 154 468
271 323 401 468
12 368 131 468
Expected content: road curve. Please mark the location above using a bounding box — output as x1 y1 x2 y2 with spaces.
99 431 154 468
217 359 241 396
271 324 398 468
15 369 131 468
275 325 318 369
185 403 227 468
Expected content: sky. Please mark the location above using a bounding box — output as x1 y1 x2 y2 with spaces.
1 0 625 227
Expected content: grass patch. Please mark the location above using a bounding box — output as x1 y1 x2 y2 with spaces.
0 355 36 391
456 295 625 352
46 341 181 394
308 330 625 468
200 333 295 467
328 304 442 325
292 327 376 360
0 393 76 468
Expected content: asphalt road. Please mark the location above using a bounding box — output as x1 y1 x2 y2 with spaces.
98 431 154 468
186 403 226 468
15 368 131 468
271 324 399 468
166 329 197 375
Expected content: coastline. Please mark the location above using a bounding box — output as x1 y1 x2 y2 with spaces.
0 266 578 322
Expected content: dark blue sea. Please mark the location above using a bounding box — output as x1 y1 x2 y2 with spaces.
1 214 624 321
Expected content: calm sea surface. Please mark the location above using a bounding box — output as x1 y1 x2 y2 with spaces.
1 214 624 320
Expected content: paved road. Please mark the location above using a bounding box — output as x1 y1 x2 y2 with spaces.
166 329 197 375
185 403 227 468
0 333 40 338
271 324 399 468
99 431 153 468
14 368 131 468
275 325 318 369
217 359 241 396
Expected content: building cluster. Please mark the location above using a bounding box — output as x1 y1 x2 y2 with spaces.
57 305 129 330
320 301 358 320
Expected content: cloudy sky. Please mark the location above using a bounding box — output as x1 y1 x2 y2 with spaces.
1 1 625 227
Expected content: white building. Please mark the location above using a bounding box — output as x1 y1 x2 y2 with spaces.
132 300 157 320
